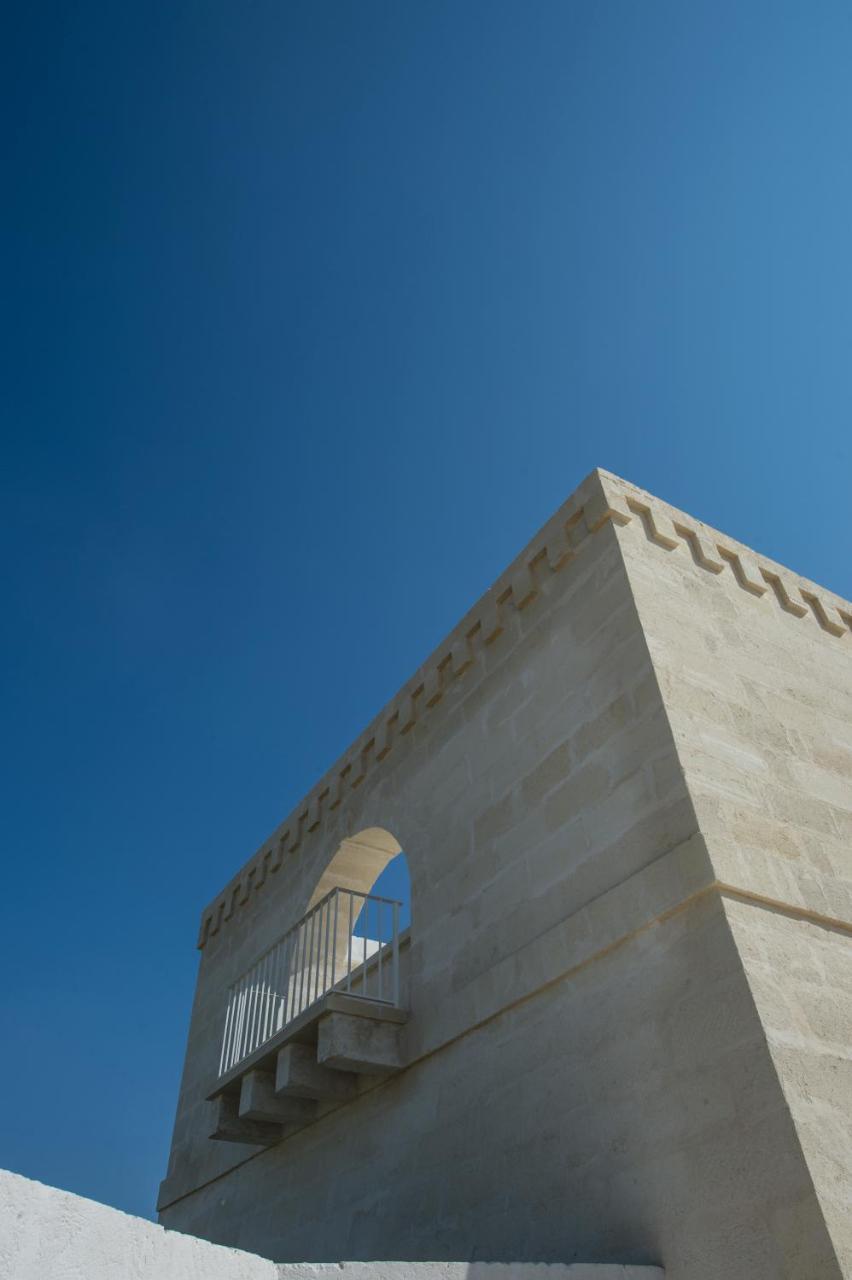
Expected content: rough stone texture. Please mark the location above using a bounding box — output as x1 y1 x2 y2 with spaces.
159 470 852 1279
723 901 852 1272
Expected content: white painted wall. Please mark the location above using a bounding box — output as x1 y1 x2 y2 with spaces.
0 1168 662 1280
0 1169 278 1280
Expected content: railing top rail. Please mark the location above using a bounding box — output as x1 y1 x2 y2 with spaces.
314 885 404 909
330 887 404 908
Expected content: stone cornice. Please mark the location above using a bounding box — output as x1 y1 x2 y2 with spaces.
602 471 852 637
196 468 851 949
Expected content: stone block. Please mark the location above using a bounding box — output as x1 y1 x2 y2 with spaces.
275 1043 358 1101
209 1092 282 1147
316 1011 403 1074
238 1070 315 1125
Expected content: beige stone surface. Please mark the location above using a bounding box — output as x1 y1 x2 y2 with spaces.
159 469 852 1279
602 470 852 1276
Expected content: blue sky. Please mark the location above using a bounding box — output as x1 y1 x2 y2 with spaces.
2 0 851 1220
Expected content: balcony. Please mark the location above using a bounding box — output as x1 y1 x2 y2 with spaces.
208 887 408 1145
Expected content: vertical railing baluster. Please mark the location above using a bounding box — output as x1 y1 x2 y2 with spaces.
303 911 312 1012
241 978 250 1059
295 923 303 1014
310 904 319 1006
392 900 400 1008
321 897 330 997
245 968 255 1057
306 909 315 1010
247 964 258 1055
253 961 262 1052
283 934 290 1027
266 945 276 1039
260 947 269 1044
361 895 367 997
252 960 262 1053
256 958 265 1051
232 986 241 1064
268 947 276 1040
226 986 237 1072
242 978 251 1060
274 938 285 1032
288 929 297 1023
261 951 269 1045
331 889 339 990
275 936 285 1034
313 903 322 1004
307 911 317 1008
298 913 308 1016
318 898 328 1002
234 984 246 1066
218 988 233 1077
346 891 354 992
317 904 323 998
287 930 297 1023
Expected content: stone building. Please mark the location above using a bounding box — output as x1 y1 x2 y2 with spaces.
158 469 852 1280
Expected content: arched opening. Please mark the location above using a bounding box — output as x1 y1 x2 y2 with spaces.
308 826 404 905
308 827 411 996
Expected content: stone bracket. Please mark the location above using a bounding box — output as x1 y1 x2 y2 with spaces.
238 1070 316 1126
209 1093 283 1147
276 1043 358 1101
317 1010 404 1075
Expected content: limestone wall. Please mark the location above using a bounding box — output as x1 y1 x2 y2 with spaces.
161 476 696 1228
159 470 851 1280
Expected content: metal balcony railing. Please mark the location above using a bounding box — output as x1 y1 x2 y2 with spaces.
218 886 402 1078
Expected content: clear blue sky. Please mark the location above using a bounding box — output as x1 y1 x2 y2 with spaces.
2 0 851 1220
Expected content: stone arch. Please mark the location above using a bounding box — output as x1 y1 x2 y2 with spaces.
308 826 403 907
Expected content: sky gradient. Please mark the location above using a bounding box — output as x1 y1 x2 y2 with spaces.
2 0 851 1219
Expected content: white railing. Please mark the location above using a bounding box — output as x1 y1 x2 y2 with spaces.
218 886 402 1078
